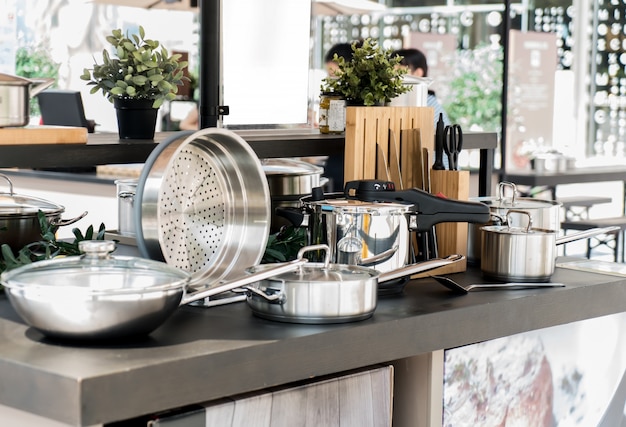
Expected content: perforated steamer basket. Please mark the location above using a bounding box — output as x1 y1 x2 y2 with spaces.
134 129 271 286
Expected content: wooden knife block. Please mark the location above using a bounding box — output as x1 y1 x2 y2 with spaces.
429 169 470 274
343 106 434 187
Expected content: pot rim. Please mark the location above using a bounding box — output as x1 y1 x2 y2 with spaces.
302 197 411 214
247 261 380 284
480 224 555 236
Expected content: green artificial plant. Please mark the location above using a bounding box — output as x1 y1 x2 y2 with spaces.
321 38 410 106
80 26 188 108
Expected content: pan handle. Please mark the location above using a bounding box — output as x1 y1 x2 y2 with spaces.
180 257 308 306
359 246 398 267
378 254 464 283
555 226 621 246
51 211 89 227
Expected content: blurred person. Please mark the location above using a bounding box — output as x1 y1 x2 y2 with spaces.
324 42 358 76
393 48 451 126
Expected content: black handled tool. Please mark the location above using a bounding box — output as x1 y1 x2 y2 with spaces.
433 113 446 170
344 180 490 232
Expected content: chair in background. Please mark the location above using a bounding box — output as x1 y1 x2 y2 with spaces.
37 89 96 133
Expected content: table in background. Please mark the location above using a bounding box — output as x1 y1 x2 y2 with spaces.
501 166 626 212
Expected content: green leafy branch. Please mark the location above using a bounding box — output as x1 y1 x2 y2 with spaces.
0 211 107 275
262 226 307 264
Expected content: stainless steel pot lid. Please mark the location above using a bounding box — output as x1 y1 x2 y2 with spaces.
470 181 561 211
1 240 190 294
264 262 378 283
0 173 64 216
249 244 379 283
261 158 323 177
134 129 271 286
471 196 560 210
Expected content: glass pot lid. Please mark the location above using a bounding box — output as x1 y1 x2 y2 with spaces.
0 173 64 216
1 240 191 294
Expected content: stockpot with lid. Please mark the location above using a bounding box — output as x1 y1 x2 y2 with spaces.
467 181 561 263
0 173 86 250
261 158 325 232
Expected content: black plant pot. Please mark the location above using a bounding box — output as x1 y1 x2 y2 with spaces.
114 98 159 140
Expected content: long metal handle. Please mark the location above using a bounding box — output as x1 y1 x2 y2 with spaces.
181 258 308 305
378 254 464 283
466 283 565 291
555 226 621 245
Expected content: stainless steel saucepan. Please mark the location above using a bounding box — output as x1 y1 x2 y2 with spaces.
245 244 465 324
468 181 562 263
0 73 55 127
480 210 619 282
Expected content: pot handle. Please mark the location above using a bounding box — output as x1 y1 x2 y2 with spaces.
497 181 518 204
344 180 491 231
28 77 55 98
506 209 533 232
244 286 286 304
555 226 621 246
51 211 88 227
0 173 14 195
275 206 308 227
378 254 464 283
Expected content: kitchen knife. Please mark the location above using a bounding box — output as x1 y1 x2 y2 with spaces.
433 113 446 170
376 142 391 182
389 130 403 189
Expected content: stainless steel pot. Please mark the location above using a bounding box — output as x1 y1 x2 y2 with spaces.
262 158 324 232
245 244 464 324
0 73 55 127
468 181 562 263
115 179 137 236
0 240 307 340
279 180 490 276
0 173 86 250
480 210 619 282
300 195 413 272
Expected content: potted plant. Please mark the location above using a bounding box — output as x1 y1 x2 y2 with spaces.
80 26 188 139
321 38 411 106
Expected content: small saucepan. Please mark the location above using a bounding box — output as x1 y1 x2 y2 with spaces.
245 244 464 324
480 210 619 282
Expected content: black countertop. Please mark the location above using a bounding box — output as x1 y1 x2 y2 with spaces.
0 263 624 425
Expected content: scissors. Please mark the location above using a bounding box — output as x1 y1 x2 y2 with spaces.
443 124 463 170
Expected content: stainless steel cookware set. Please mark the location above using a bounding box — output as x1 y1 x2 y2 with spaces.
0 128 597 341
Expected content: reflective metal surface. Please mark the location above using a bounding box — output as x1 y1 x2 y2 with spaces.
135 129 271 285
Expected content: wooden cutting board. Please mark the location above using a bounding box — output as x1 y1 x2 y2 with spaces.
0 126 88 145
